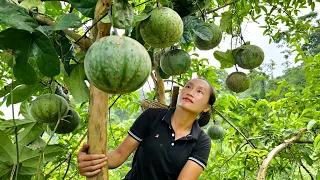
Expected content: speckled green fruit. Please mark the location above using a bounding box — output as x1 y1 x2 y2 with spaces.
226 72 250 93
84 36 152 94
207 125 225 140
140 7 183 48
234 45 265 69
49 108 80 134
158 68 170 79
30 94 69 123
160 49 191 75
194 23 222 50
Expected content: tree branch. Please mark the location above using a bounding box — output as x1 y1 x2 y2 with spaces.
33 15 93 51
219 143 248 168
206 1 236 14
163 79 184 87
74 11 109 45
257 128 307 180
212 108 256 149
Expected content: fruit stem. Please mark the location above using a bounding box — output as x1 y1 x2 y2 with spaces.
235 64 239 72
35 116 62 179
10 76 19 180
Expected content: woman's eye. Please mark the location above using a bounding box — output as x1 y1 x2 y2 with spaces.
186 85 191 88
197 90 203 94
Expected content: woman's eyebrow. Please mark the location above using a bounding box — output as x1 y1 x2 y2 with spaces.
197 86 207 92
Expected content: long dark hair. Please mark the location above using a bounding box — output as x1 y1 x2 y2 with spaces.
192 78 216 127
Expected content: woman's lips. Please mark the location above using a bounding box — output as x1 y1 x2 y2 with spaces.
183 97 193 103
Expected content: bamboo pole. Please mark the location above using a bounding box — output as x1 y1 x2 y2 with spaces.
87 0 112 180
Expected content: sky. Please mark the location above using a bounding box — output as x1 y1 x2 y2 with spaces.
0 4 318 120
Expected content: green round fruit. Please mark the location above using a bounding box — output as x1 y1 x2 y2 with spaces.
30 94 69 123
226 72 250 93
194 23 222 50
158 68 170 79
207 125 225 140
234 45 265 69
160 49 191 75
84 36 152 94
140 7 183 48
49 108 80 134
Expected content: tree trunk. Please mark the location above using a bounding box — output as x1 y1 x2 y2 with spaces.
87 0 112 180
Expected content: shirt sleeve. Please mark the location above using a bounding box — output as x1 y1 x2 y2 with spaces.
188 133 211 170
128 108 161 142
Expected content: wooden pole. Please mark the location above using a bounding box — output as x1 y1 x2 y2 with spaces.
170 86 179 107
87 0 112 180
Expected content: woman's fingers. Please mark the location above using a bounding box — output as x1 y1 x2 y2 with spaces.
82 169 102 177
78 157 108 168
79 160 107 173
78 154 106 162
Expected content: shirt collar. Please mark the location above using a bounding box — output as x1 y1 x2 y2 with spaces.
161 107 201 140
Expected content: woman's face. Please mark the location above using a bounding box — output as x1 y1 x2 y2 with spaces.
177 79 211 114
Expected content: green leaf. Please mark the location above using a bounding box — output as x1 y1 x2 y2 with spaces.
220 11 232 34
32 28 60 77
6 83 44 106
283 129 298 139
133 12 150 25
192 24 213 41
44 1 63 17
65 64 89 103
54 13 82 30
0 81 21 98
19 145 64 172
17 122 44 147
180 16 203 45
68 0 97 18
317 170 320 180
0 5 38 32
0 119 35 135
0 130 15 164
0 163 11 179
0 28 33 52
13 58 38 85
0 28 38 85
19 0 46 14
302 153 313 166
19 101 33 120
307 119 317 131
315 134 320 148
213 50 235 69
112 0 134 29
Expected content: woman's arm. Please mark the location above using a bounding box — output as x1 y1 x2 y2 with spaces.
107 135 140 168
177 160 204 180
77 135 140 177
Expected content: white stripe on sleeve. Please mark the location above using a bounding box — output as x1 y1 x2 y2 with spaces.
128 130 143 142
188 157 206 169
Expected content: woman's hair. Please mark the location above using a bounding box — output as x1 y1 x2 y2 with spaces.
191 78 216 127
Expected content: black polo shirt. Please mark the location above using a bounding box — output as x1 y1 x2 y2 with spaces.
124 108 211 180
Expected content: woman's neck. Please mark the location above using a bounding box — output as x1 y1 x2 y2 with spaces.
171 106 198 133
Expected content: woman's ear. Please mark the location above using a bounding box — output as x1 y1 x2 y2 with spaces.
203 104 211 113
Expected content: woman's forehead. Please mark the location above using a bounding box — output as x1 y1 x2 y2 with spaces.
186 79 210 89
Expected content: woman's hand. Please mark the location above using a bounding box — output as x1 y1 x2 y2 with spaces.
77 143 108 177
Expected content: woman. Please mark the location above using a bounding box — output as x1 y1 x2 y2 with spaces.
77 78 216 179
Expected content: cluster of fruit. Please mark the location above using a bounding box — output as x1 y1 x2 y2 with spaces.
30 94 80 134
